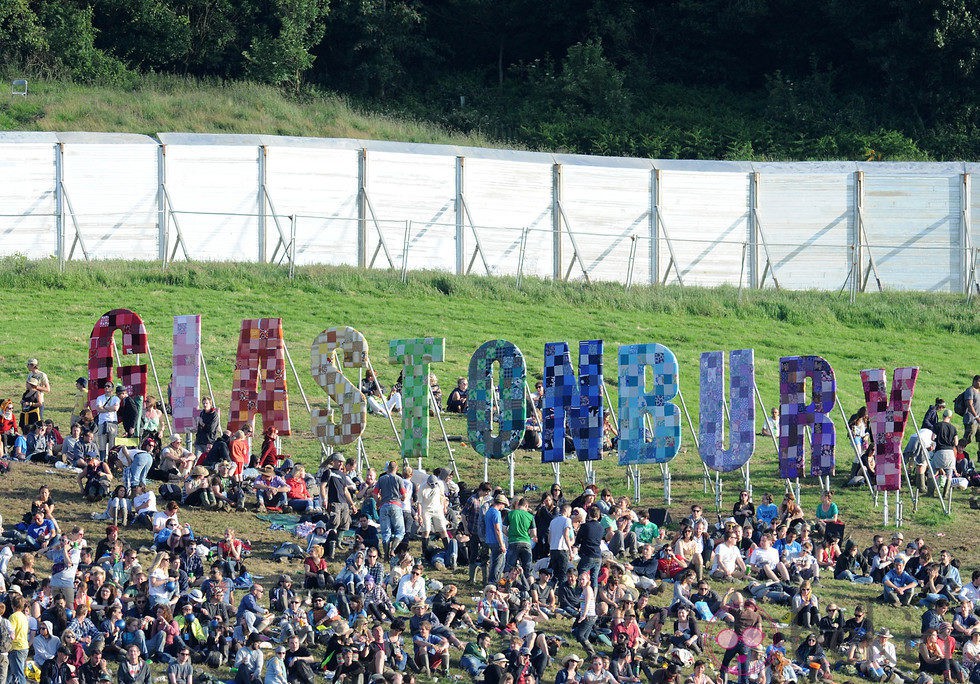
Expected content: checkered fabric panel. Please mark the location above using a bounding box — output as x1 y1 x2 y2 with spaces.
311 327 368 445
542 342 575 464
617 343 681 466
542 339 604 463
87 308 149 408
466 339 527 459
698 349 756 473
778 355 837 479
389 337 446 460
861 367 918 492
171 314 201 433
228 318 291 435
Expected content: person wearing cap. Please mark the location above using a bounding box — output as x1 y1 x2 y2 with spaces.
25 358 50 417
931 408 959 497
159 436 193 480
94 381 120 458
254 465 289 512
485 493 509 585
40 644 73 684
264 642 289 684
320 454 354 559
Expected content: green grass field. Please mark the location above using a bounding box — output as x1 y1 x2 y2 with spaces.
0 257 978 680
0 75 494 145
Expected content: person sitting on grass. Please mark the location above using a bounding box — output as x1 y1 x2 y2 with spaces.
883 557 919 606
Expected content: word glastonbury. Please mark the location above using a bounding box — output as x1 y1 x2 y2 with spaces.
89 309 916 493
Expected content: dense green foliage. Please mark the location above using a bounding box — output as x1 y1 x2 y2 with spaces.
3 0 980 159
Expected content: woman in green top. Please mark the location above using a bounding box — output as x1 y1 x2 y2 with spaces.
505 497 536 579
814 490 839 537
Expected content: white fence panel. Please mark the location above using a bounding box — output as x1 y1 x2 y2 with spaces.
863 174 960 292
62 142 158 260
562 166 650 284
164 144 259 261
464 159 553 278
0 142 55 258
659 170 749 286
265 147 359 266
366 152 455 272
758 172 852 290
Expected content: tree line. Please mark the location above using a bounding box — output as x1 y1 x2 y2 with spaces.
3 0 980 160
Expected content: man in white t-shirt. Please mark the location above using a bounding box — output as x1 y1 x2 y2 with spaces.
710 533 746 581
94 381 120 457
548 503 574 581
748 533 789 582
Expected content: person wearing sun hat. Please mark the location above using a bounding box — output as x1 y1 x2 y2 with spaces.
253 464 289 512
483 652 509 684
556 653 582 684
25 358 50 417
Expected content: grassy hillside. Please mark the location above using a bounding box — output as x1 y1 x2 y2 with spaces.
0 75 494 144
2 257 978 525
1 258 978 679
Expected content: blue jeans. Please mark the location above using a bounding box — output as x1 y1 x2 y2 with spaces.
460 655 487 677
572 616 596 656
125 451 153 490
488 543 506 584
288 499 313 513
257 491 287 507
380 503 405 545
505 542 533 576
7 649 26 684
578 555 602 591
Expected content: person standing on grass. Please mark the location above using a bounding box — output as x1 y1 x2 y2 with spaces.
25 358 50 419
931 409 958 498
576 506 605 591
504 497 535 581
7 595 29 684
485 494 509 585
961 376 980 458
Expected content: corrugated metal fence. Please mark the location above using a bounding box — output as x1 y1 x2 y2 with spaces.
1 131 978 295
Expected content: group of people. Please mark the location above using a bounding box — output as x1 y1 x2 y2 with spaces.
1 359 980 684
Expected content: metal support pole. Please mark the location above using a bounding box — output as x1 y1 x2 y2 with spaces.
455 156 465 275
258 145 268 263
516 228 529 289
400 221 411 283
289 215 297 279
625 235 638 291
281 339 332 463
676 386 713 489
649 167 659 285
834 397 876 498
429 384 459 480
508 455 515 497
552 163 563 280
157 145 167 264
963 173 972 295
199 351 215 403
55 142 65 272
364 357 402 448
357 148 368 268
850 171 862 303
144 340 173 437
909 407 950 515
748 172 760 289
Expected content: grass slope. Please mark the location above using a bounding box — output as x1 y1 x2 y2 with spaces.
0 75 494 144
0 258 978 679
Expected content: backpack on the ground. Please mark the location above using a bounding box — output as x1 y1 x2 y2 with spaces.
159 483 182 502
955 391 969 417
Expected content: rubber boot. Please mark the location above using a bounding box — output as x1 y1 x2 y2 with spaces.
326 541 336 561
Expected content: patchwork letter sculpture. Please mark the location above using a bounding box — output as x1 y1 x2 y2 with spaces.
389 337 446 460
467 339 527 459
617 343 681 465
779 355 836 478
88 309 149 407
171 315 202 433
228 318 291 434
311 327 369 445
542 340 604 463
861 367 918 491
699 349 756 472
